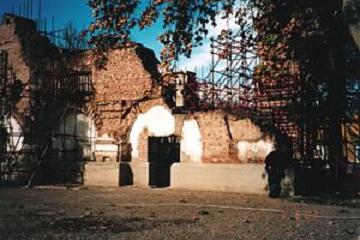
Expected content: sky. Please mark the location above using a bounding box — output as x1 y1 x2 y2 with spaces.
0 0 238 74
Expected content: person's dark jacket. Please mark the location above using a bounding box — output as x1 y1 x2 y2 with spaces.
265 150 286 177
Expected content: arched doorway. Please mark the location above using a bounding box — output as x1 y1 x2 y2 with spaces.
129 105 179 187
51 112 96 183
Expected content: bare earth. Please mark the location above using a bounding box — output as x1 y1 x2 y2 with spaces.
0 186 359 240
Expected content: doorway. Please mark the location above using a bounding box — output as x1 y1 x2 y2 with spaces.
148 135 180 187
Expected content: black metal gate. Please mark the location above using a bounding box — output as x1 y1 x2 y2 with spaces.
148 135 180 187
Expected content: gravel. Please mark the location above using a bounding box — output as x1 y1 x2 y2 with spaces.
0 186 359 240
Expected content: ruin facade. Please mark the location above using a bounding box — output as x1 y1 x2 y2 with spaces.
0 14 279 193
2 12 359 194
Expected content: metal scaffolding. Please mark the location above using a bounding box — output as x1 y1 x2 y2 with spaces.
167 22 360 178
0 47 94 184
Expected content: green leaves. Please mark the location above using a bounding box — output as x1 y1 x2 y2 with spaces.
88 0 224 70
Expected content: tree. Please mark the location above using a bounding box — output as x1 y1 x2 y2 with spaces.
87 0 359 171
86 0 349 76
87 0 250 69
63 22 87 51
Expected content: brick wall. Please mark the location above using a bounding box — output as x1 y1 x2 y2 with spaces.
195 111 230 163
79 45 162 145
0 14 272 170
0 20 30 83
191 111 272 163
228 117 262 141
137 128 149 162
91 47 159 102
0 14 66 130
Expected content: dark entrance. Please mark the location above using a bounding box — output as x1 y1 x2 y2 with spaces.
148 135 180 187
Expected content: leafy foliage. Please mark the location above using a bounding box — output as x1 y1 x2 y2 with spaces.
88 0 241 69
87 0 347 83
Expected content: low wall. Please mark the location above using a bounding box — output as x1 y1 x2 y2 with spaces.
130 162 150 186
171 163 268 194
83 161 150 187
84 162 120 187
84 161 294 195
84 162 268 193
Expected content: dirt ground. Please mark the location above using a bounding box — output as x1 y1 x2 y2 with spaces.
0 186 359 240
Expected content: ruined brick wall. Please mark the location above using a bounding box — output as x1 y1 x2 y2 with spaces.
0 14 64 77
91 46 159 102
0 14 72 183
228 117 272 163
0 17 30 83
78 45 164 162
80 45 161 143
228 118 262 141
189 111 273 163
0 16 32 127
137 129 149 162
130 105 272 164
195 111 230 163
0 14 65 130
1 14 272 168
126 99 172 162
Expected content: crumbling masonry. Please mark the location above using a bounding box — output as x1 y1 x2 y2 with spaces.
0 14 359 194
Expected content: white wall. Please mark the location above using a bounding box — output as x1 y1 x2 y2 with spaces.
52 113 96 158
4 116 24 152
95 133 119 161
180 119 203 163
129 105 175 159
129 106 205 163
237 140 274 163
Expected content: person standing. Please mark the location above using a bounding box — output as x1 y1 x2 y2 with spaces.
265 147 286 198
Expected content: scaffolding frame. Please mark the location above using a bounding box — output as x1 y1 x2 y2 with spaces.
168 19 360 177
0 46 94 184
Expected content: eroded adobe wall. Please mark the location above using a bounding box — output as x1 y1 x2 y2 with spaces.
91 46 159 102
130 107 274 164
0 14 95 184
79 45 163 161
130 104 175 162
191 111 273 163
0 16 30 82
194 111 230 163
228 117 274 163
0 14 65 130
0 14 273 165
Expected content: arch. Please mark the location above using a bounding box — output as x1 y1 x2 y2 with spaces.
4 116 24 152
129 105 175 160
52 112 96 160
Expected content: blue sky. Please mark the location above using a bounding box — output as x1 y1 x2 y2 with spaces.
0 0 163 53
0 0 237 74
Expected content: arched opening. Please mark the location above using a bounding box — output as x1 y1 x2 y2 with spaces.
129 105 175 161
50 112 96 183
129 105 179 187
0 116 25 182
